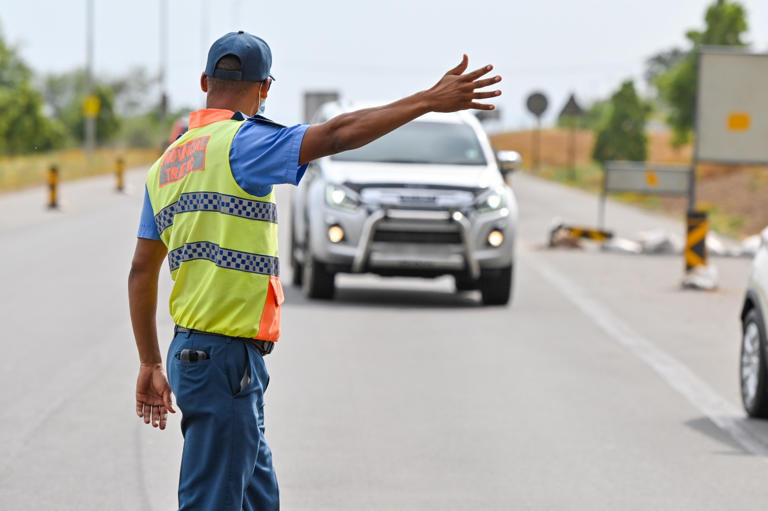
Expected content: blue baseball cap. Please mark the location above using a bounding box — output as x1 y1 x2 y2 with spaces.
205 31 274 82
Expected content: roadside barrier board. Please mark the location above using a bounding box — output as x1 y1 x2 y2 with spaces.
600 161 691 230
696 49 768 165
604 161 690 196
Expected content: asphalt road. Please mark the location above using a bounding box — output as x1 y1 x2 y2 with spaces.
2 168 768 510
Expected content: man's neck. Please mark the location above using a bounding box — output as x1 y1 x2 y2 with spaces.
206 97 255 117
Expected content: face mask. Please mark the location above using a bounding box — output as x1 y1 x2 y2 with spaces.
258 98 266 115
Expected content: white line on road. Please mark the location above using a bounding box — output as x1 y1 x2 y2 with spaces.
528 256 768 458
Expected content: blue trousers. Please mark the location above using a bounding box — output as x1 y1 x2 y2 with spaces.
167 331 279 511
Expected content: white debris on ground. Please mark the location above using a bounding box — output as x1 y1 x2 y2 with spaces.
681 264 719 291
634 228 683 254
602 237 642 254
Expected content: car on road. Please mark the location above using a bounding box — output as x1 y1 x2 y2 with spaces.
290 102 520 305
740 227 768 417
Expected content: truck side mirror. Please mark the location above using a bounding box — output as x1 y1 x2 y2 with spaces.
496 150 521 176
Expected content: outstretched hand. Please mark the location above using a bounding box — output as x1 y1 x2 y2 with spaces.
136 363 175 430
426 54 502 113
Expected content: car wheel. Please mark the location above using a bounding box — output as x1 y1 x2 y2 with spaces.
301 240 335 300
740 309 768 417
479 265 513 306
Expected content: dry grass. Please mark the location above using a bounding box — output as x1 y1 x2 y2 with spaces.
491 129 768 238
0 147 161 194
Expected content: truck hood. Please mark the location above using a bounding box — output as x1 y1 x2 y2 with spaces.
322 160 502 190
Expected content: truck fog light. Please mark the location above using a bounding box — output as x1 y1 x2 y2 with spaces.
328 225 345 243
487 229 504 247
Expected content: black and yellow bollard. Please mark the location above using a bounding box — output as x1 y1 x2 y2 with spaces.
684 211 708 271
47 165 59 209
116 157 125 192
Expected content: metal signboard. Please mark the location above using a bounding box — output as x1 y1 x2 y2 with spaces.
303 91 340 123
558 93 583 119
696 48 768 164
604 161 690 196
526 92 548 118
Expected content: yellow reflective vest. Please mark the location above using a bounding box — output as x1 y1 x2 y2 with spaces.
146 117 283 341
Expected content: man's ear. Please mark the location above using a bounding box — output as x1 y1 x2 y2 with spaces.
200 73 208 93
259 81 269 100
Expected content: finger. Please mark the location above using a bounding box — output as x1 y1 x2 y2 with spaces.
472 75 502 89
136 400 144 418
473 90 502 100
158 406 168 430
445 54 469 76
143 402 151 424
151 405 160 428
163 391 176 414
470 102 496 111
463 65 493 82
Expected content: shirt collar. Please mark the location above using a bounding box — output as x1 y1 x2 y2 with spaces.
188 108 246 129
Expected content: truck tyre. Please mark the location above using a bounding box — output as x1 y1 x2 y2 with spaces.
740 309 768 417
301 240 335 299
289 227 303 287
479 265 513 306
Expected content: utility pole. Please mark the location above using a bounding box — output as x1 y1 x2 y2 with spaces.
159 0 169 119
84 0 96 156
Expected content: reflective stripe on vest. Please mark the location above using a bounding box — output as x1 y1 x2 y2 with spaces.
145 119 283 341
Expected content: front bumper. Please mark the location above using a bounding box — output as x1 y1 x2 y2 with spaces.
311 204 515 277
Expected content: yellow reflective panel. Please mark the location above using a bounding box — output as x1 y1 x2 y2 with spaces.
727 112 751 132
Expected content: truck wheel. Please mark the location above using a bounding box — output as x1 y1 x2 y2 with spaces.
290 228 303 287
740 309 768 417
479 265 513 306
301 241 335 299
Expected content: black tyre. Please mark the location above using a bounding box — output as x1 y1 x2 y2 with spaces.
740 309 768 417
479 265 513 306
290 259 303 287
301 238 335 300
289 221 303 287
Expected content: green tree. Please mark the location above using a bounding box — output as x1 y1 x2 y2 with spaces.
0 27 65 154
654 0 748 146
42 70 121 145
592 81 649 164
556 99 610 130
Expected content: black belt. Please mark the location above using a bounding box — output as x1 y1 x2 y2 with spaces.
174 325 274 356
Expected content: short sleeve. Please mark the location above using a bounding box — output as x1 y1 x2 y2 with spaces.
137 186 161 240
229 121 310 197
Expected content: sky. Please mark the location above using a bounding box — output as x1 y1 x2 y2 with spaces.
0 0 766 130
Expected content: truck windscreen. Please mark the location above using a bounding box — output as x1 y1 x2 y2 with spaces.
331 121 487 165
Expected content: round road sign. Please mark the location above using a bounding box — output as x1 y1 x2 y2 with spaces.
526 92 549 118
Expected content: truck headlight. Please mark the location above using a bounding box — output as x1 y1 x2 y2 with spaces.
476 189 505 212
325 184 360 211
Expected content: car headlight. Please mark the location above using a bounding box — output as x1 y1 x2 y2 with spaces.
476 189 506 213
325 184 360 210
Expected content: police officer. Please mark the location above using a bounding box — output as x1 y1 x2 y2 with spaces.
128 31 501 510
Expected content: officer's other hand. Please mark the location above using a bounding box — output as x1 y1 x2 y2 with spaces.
136 363 176 430
426 54 502 113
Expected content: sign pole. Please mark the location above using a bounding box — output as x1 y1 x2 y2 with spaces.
525 91 549 173
84 0 95 160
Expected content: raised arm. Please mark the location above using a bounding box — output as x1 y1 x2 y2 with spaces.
298 55 502 165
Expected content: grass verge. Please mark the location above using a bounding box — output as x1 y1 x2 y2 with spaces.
0 147 161 194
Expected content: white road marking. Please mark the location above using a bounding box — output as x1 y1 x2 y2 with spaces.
529 257 768 458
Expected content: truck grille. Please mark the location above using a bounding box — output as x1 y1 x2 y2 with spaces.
372 230 462 244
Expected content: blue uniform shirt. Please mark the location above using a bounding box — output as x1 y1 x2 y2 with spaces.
138 110 309 240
